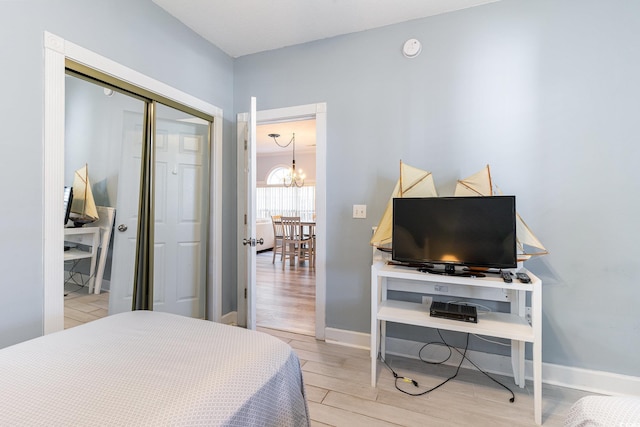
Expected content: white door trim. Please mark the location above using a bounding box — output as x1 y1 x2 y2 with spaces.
237 102 327 339
43 31 223 333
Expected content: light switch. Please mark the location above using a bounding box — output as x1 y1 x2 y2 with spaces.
353 204 367 219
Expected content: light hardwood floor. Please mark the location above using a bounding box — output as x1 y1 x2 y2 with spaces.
64 282 109 329
257 248 316 335
260 326 589 426
64 264 588 426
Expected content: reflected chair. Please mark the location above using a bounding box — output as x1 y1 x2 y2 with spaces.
271 215 284 264
281 216 312 270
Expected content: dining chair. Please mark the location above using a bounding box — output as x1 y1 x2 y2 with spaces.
271 215 284 264
281 216 312 269
304 222 316 269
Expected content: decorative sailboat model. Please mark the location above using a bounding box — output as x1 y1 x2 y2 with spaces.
455 164 548 261
370 161 438 249
69 164 99 227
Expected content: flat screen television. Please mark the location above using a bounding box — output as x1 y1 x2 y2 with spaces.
63 186 73 225
392 196 517 275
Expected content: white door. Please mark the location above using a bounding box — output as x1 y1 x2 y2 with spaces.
152 106 209 317
109 112 143 314
237 97 258 329
110 108 209 318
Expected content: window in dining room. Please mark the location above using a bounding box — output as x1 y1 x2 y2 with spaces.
257 166 315 220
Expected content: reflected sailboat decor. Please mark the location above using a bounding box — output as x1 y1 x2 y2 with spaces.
69 164 99 227
454 164 548 261
370 161 438 248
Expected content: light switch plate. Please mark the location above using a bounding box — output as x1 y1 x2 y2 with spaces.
353 204 367 218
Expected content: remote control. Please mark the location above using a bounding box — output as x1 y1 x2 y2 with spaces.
516 272 531 283
501 271 512 283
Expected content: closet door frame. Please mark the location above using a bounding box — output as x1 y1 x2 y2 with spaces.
43 31 223 333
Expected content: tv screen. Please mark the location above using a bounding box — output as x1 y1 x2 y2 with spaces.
392 196 517 271
64 186 73 225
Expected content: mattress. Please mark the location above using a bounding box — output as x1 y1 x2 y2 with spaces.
565 396 640 427
0 311 309 426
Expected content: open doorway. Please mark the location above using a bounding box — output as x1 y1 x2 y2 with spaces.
255 120 316 335
236 101 326 339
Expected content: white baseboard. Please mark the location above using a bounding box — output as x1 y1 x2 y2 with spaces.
325 327 370 350
322 328 640 397
216 316 640 396
220 311 237 325
543 361 640 396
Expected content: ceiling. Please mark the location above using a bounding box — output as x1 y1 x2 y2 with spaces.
257 120 316 155
152 0 499 58
152 0 499 154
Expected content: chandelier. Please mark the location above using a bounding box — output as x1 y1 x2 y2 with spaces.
268 132 305 187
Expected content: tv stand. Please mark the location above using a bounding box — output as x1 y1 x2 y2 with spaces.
418 264 486 278
371 261 542 425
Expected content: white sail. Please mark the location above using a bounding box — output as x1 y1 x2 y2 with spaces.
515 212 548 257
370 161 438 247
70 164 99 225
454 164 494 196
455 165 548 260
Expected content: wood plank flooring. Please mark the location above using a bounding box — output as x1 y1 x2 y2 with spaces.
64 257 589 426
256 249 315 335
260 326 590 426
64 282 109 329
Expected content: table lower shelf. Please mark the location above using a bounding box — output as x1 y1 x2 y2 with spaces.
64 248 94 262
378 300 534 342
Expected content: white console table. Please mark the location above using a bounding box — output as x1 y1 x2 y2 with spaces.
64 226 100 293
370 261 542 425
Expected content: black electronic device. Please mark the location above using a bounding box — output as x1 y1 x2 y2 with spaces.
63 186 73 225
501 271 513 283
392 196 517 275
430 301 478 323
516 272 531 283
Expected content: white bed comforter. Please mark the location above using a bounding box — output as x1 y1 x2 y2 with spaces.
565 396 640 427
0 311 309 426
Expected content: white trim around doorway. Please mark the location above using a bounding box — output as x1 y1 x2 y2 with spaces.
43 31 223 333
237 102 327 340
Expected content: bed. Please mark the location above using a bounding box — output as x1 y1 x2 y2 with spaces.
565 395 640 426
0 311 310 426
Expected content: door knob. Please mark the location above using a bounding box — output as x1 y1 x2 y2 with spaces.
117 224 128 232
243 238 263 247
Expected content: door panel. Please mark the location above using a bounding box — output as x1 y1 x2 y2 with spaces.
110 107 210 318
153 242 167 304
152 104 209 318
109 114 144 314
177 242 201 300
237 97 257 329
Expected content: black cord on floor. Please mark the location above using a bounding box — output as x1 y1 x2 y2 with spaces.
380 332 469 397
435 330 515 403
380 330 515 402
64 259 94 296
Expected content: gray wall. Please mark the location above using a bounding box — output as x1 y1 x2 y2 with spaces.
0 0 235 347
65 75 146 207
2 0 639 380
234 0 640 377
